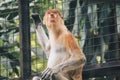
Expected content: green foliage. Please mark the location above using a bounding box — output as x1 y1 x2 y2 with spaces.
0 39 3 45
0 0 60 79
31 33 41 48
31 56 47 72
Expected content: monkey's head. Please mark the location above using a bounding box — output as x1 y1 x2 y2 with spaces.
43 9 64 28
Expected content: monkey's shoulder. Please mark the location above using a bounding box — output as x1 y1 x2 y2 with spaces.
57 31 79 50
57 31 73 42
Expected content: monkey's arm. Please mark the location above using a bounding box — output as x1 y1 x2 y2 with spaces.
32 14 50 58
41 34 86 79
53 34 86 73
54 51 86 73
41 49 86 80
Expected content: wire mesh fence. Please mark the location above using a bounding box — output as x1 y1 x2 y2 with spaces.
0 0 120 80
0 0 19 79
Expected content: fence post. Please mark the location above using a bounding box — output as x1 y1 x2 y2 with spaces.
18 0 31 79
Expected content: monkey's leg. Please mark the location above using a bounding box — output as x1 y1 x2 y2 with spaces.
32 74 68 80
54 73 69 80
41 68 69 80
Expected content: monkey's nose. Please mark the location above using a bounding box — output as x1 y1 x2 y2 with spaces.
50 13 54 17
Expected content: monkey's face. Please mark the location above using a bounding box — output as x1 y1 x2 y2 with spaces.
43 9 63 27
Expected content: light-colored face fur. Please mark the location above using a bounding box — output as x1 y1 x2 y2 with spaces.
43 9 63 29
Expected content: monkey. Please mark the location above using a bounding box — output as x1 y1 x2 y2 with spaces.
32 9 86 80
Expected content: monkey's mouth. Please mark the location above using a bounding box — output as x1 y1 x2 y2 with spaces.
49 18 56 22
50 20 56 22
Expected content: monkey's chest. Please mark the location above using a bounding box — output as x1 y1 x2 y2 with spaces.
47 45 69 68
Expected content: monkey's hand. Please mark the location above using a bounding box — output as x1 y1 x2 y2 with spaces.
41 68 58 80
31 13 42 28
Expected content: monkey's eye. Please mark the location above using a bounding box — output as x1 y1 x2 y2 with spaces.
47 12 50 14
53 11 57 14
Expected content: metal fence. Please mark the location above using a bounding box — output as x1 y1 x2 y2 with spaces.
0 0 20 79
0 0 120 80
